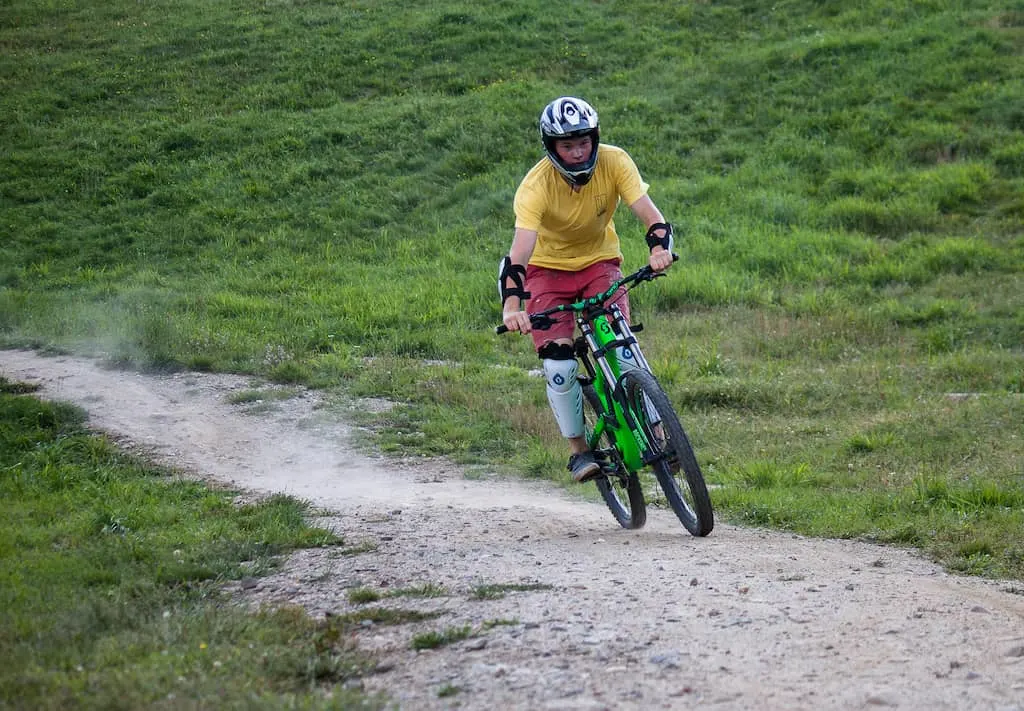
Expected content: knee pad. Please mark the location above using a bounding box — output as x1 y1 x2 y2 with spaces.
543 357 583 438
543 357 578 393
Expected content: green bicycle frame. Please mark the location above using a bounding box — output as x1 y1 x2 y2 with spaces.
583 311 647 473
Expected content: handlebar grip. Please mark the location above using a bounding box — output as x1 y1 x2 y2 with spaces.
495 324 509 335
672 253 679 262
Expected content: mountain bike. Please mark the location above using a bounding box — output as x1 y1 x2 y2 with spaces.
496 263 714 537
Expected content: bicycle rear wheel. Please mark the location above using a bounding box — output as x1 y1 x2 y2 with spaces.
582 382 646 529
620 370 714 537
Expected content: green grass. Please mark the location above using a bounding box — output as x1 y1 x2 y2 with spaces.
2 0 1022 582
0 378 383 709
347 583 448 604
226 387 298 405
328 607 442 628
437 684 462 698
470 582 555 600
410 625 473 651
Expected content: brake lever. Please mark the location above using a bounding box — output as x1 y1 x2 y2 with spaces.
642 253 679 281
531 314 557 331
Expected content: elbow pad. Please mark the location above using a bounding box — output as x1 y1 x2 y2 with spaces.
498 256 530 306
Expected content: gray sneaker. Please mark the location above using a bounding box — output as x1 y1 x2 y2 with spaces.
567 451 601 483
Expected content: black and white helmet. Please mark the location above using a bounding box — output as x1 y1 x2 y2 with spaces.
539 96 600 186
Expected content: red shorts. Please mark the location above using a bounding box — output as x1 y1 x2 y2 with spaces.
526 259 631 351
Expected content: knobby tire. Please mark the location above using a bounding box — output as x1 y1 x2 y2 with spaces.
620 370 714 537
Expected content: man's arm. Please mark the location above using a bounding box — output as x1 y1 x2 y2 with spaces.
501 228 538 333
629 195 674 272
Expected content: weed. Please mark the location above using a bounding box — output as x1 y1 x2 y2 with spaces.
334 608 443 627
470 583 554 600
411 626 473 650
227 388 296 405
348 587 383 605
390 583 448 598
482 618 519 629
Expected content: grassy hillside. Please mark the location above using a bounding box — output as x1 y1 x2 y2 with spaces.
2 0 1022 577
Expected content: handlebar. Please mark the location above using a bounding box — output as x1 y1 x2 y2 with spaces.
495 255 677 335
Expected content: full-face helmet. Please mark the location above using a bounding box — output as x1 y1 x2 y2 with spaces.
539 96 600 186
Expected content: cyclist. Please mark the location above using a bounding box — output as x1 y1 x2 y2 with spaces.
498 96 675 483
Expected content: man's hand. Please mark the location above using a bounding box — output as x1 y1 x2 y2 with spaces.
649 246 673 272
502 308 532 334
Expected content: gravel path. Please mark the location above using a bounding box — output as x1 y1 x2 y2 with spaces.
3 349 1023 711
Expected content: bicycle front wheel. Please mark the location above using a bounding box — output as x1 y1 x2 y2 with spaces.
582 382 646 530
620 370 714 537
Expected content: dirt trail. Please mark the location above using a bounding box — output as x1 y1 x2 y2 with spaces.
3 348 1023 711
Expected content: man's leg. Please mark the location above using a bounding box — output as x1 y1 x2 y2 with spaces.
540 341 600 482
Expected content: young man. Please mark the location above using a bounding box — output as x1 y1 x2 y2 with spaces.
499 96 675 482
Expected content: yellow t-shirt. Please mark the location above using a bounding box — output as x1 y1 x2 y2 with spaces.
514 144 649 272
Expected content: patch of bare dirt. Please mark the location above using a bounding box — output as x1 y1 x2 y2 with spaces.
3 349 1023 711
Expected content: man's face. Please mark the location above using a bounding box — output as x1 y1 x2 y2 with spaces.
554 135 593 167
